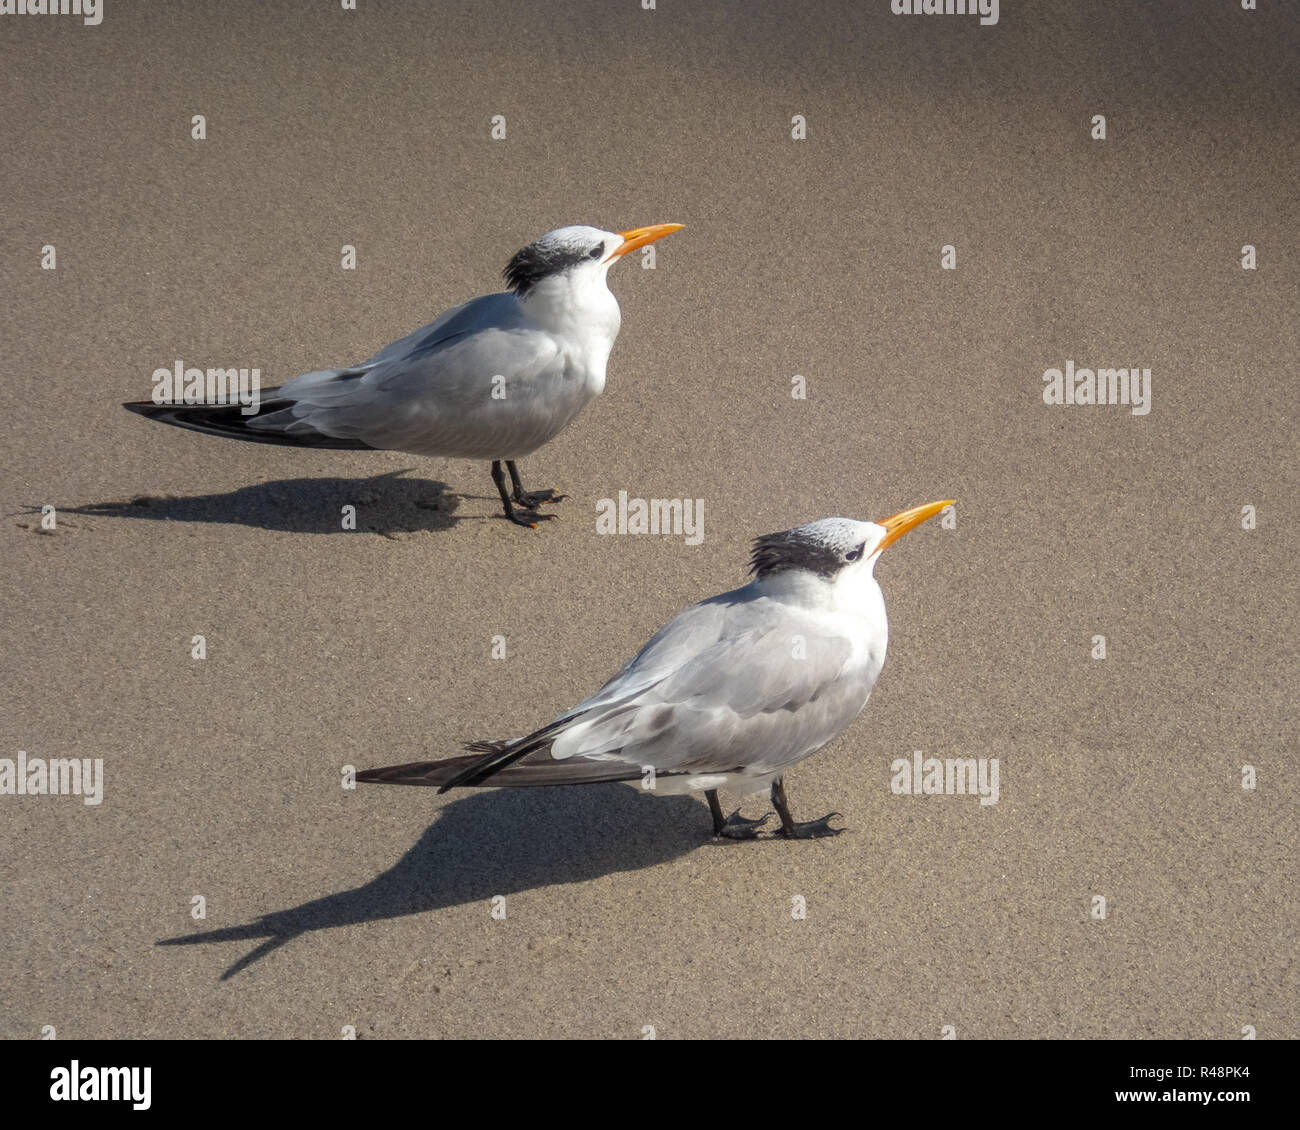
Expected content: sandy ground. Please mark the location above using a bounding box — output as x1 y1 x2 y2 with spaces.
2 0 1296 1039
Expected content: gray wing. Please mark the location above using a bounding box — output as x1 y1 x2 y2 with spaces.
537 587 872 777
359 294 504 366
249 293 588 458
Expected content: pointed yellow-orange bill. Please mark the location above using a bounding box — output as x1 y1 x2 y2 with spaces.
874 500 954 554
608 223 685 260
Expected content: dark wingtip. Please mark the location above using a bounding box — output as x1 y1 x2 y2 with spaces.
355 757 477 789
354 763 411 785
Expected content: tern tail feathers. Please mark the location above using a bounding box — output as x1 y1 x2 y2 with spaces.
358 713 668 792
434 716 576 791
123 397 376 450
354 753 646 789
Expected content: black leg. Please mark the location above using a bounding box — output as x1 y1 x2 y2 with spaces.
707 787 771 840
706 789 726 834
770 777 843 839
506 460 567 509
490 460 555 527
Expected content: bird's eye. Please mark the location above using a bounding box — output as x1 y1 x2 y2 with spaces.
845 545 865 561
588 244 605 259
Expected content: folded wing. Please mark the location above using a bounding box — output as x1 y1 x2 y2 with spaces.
369 587 872 793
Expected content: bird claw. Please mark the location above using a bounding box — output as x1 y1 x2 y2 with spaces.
713 809 773 840
773 812 844 839
512 489 567 508
505 508 558 528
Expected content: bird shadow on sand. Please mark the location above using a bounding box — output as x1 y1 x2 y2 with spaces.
23 469 462 537
156 786 706 981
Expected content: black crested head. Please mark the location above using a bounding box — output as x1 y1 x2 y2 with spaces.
502 225 610 296
503 242 586 295
748 518 874 581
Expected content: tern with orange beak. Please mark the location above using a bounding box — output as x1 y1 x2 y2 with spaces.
125 224 684 527
358 502 953 838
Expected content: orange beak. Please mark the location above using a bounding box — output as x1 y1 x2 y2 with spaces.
874 500 954 554
607 223 685 261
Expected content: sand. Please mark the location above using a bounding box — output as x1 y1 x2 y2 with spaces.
1 0 1296 1039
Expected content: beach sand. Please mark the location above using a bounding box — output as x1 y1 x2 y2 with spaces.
1 0 1296 1038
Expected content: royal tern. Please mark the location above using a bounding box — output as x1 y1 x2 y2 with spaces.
124 223 683 527
358 501 953 839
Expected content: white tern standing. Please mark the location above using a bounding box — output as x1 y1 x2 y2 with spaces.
358 501 954 838
126 223 684 527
